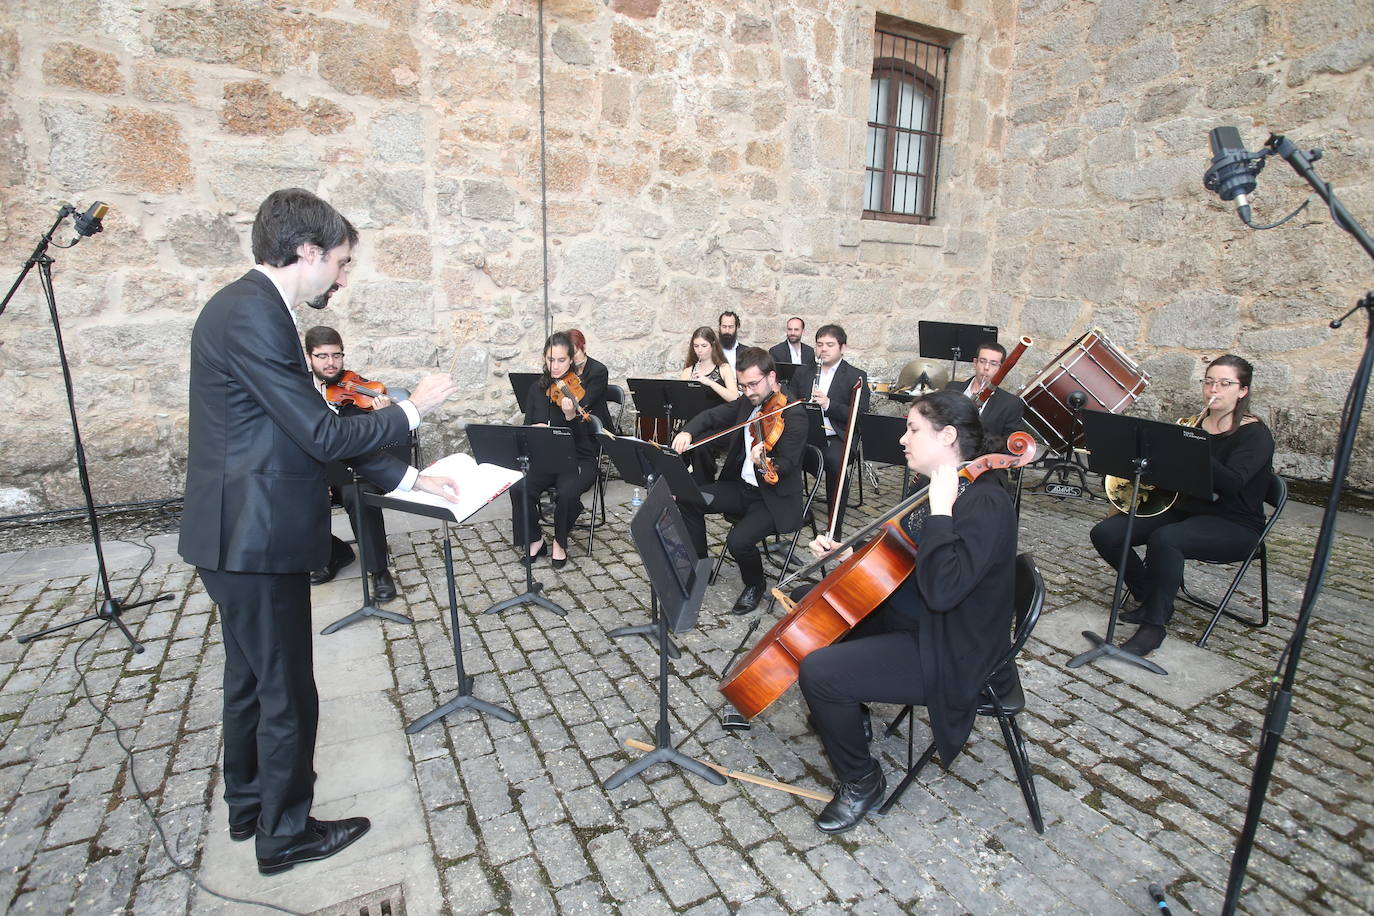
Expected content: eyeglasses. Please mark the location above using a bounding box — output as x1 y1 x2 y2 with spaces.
311 351 345 362
740 377 770 392
974 358 1002 368
1202 378 1240 389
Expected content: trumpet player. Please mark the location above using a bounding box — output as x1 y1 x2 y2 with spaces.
1088 355 1275 658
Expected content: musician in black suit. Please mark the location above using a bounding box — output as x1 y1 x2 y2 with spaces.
943 341 1026 447
768 316 815 370
178 189 458 875
673 347 806 615
718 310 743 371
791 325 870 536
567 327 613 430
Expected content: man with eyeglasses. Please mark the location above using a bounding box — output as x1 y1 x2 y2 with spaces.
304 325 413 601
672 347 806 615
944 341 1027 447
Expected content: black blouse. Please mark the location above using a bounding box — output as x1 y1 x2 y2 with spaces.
1180 419 1274 531
524 377 597 460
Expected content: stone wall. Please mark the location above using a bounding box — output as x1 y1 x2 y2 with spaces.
0 0 1368 511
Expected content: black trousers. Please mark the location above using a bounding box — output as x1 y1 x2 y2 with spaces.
337 482 388 574
798 605 924 782
1090 509 1260 626
198 567 317 857
678 479 780 588
509 460 598 549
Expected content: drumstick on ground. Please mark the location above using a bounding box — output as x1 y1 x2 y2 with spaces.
622 738 832 803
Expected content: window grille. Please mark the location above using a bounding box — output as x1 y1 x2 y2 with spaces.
864 30 949 224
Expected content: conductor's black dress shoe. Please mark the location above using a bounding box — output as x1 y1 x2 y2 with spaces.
256 817 370 875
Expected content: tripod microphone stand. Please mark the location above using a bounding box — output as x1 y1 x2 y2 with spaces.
3 204 172 653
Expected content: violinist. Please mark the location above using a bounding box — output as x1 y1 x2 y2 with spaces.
510 332 600 569
1089 355 1274 658
567 328 613 429
797 390 1017 833
672 347 805 615
791 324 869 535
305 325 417 601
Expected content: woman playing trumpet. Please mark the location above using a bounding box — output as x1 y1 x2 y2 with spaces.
1089 354 1275 657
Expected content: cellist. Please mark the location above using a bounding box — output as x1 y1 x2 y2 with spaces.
797 390 1018 833
672 347 806 615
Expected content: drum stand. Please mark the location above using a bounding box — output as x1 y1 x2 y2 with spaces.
1031 392 1101 499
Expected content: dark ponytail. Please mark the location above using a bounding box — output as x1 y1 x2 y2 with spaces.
539 331 574 389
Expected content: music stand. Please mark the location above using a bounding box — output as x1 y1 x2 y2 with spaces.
466 423 574 618
601 436 683 659
1067 411 1213 676
859 413 912 495
628 378 715 432
774 361 801 389
508 371 541 413
320 464 413 635
603 478 725 791
919 320 998 379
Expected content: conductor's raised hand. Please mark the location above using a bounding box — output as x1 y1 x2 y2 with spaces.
408 373 458 414
671 431 693 454
415 474 462 502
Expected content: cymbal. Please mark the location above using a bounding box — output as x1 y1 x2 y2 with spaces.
895 358 949 394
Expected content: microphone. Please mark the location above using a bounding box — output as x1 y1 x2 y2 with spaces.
1204 127 1264 224
1067 391 1088 411
71 201 109 240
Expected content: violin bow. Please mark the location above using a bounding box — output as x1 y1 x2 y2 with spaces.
825 378 866 541
681 398 803 452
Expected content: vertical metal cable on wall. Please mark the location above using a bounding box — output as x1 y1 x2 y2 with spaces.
537 0 552 339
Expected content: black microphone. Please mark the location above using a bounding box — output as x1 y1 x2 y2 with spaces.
71 201 109 240
1204 127 1264 224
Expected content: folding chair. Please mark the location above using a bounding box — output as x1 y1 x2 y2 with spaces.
879 552 1046 834
1181 472 1287 648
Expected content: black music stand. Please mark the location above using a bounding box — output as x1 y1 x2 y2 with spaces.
466 423 573 618
919 320 997 378
363 493 518 732
320 466 413 635
859 413 911 495
603 478 724 791
601 436 683 659
628 378 715 433
507 372 541 413
1067 411 1213 676
774 361 802 390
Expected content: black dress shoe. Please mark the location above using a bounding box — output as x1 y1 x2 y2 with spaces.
1117 603 1146 625
816 763 887 834
527 541 547 562
731 583 766 615
310 544 355 585
371 571 397 601
229 817 256 841
257 816 371 876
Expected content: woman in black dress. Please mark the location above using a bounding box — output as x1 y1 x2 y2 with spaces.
1090 354 1275 657
511 332 599 569
798 389 1018 833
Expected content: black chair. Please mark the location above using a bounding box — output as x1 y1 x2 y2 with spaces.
879 552 1046 834
1180 472 1287 648
709 444 825 611
604 383 627 436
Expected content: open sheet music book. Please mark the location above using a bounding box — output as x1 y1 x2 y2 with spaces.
384 452 523 523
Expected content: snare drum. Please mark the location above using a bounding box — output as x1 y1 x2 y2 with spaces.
1017 330 1150 451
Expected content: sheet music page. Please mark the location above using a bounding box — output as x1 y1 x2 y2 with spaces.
384 452 523 523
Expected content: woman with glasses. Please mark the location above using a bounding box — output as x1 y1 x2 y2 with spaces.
1089 354 1274 657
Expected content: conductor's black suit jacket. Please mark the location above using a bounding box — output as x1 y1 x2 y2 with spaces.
178 269 411 574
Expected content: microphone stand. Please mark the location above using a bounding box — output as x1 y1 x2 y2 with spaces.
1218 135 1373 915
3 205 173 652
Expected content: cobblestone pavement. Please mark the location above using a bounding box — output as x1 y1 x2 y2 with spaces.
0 468 1371 915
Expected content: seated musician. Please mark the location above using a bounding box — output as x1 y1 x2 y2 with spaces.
943 341 1027 446
718 310 743 371
791 324 870 535
672 347 805 615
798 390 1018 833
510 331 600 569
567 327 613 430
1089 355 1274 658
304 326 416 601
768 316 815 368
679 326 739 403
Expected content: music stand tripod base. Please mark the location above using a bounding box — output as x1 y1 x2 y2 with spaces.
1066 631 1167 676
321 479 413 635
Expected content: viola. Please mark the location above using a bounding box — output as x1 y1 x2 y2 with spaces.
749 391 789 484
718 431 1039 720
548 370 592 422
325 370 388 410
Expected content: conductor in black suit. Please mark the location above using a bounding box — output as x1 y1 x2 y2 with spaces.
943 341 1026 447
672 347 806 615
792 324 870 535
178 189 459 875
768 316 815 371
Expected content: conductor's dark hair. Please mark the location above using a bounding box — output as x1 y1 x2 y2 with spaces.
911 389 986 460
304 326 343 352
735 346 775 378
251 189 357 268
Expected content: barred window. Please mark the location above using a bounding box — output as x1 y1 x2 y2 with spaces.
864 30 949 224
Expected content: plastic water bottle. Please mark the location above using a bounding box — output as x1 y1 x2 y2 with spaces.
631 487 642 509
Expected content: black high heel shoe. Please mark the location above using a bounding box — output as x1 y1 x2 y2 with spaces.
528 541 547 562
551 542 569 570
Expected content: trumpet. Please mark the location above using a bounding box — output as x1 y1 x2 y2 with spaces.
1103 397 1215 517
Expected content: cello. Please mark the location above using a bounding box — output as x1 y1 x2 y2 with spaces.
718 431 1038 720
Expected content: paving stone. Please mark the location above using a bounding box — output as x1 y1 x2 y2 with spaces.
444 858 499 915
643 838 716 909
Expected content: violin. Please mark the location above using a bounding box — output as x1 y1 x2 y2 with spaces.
749 391 789 484
718 431 1039 720
547 370 592 422
325 370 388 410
